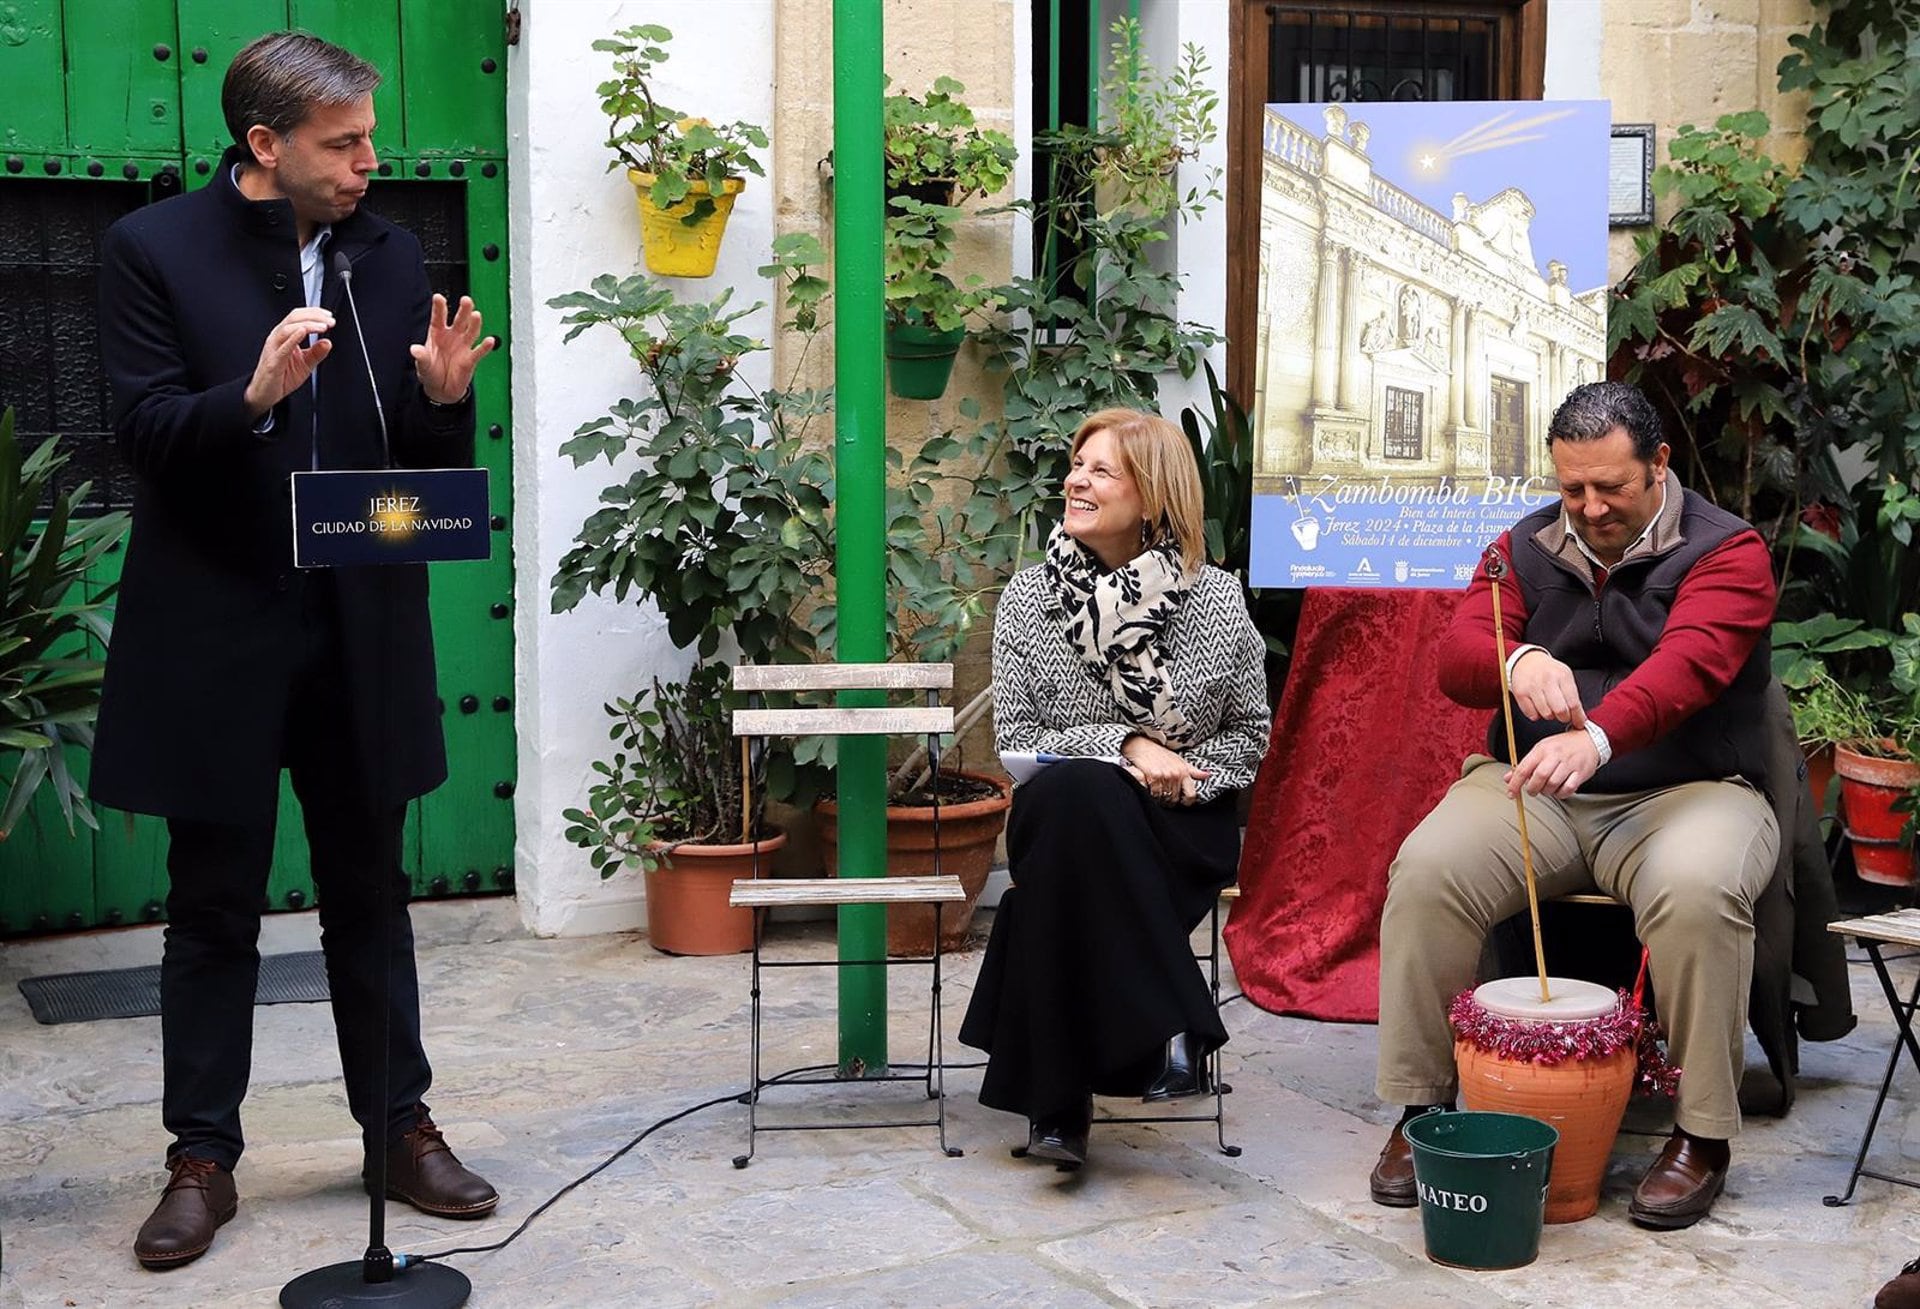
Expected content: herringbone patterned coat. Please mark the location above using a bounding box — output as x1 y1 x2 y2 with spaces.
992 563 1271 803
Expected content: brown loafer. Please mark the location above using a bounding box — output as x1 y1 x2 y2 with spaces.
1368 1122 1417 1207
371 1112 498 1219
1876 1259 1920 1309
134 1156 237 1270
1628 1130 1729 1229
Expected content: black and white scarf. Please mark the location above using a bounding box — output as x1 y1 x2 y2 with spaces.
1044 524 1199 746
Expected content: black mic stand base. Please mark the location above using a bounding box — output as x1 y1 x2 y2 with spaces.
281 1255 470 1308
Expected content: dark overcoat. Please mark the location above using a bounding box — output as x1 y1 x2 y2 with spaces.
91 146 473 824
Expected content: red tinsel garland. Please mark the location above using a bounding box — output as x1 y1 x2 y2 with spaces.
1449 988 1681 1098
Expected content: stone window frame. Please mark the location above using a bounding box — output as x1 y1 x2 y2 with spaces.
1383 384 1426 460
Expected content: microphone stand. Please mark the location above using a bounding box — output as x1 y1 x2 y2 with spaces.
282 252 472 1309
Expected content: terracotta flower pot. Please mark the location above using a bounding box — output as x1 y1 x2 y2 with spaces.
643 828 787 956
1835 741 1920 886
815 771 1013 956
1456 1040 1637 1223
1804 742 1838 820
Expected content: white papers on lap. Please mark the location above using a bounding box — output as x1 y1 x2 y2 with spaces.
998 751 1129 785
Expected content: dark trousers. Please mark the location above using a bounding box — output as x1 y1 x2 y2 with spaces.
160 578 431 1170
959 760 1239 1120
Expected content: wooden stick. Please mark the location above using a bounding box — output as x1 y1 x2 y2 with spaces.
1485 547 1551 1004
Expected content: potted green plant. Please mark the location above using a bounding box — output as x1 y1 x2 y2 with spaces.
878 78 1014 400
883 196 998 400
562 663 782 954
1828 615 1920 885
1781 479 1920 882
547 234 831 661
1774 613 1890 815
1087 17 1219 222
1775 611 1920 883
883 75 1015 207
595 24 769 278
548 237 829 950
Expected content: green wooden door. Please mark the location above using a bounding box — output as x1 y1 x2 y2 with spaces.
0 0 515 934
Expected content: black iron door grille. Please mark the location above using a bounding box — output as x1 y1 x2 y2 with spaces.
1265 4 1500 102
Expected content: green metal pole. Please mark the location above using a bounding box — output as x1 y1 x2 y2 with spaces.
1048 0 1062 131
1088 0 1101 127
832 0 889 1077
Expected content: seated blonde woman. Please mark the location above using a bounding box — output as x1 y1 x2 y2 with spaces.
958 407 1271 1169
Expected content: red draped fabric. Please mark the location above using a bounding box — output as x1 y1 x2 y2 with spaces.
1225 588 1487 1023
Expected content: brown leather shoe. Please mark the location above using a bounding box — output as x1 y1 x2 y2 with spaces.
1368 1122 1417 1207
371 1113 498 1219
134 1157 237 1270
1628 1130 1729 1229
1876 1259 1920 1309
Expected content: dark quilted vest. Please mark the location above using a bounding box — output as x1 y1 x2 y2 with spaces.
1489 488 1772 792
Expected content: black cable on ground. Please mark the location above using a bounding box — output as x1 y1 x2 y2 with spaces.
407 1088 744 1266
405 1058 987 1266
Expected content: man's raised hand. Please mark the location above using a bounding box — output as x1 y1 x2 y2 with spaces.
243 307 336 419
411 293 496 405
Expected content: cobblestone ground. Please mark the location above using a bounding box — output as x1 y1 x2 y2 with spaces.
2 895 1916 1307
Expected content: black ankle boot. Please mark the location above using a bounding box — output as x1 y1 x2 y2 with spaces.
1142 1032 1210 1103
1026 1096 1092 1167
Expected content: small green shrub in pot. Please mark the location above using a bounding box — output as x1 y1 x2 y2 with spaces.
882 75 1016 206
547 236 831 867
562 662 766 876
878 78 1013 398
595 24 768 216
1089 16 1219 221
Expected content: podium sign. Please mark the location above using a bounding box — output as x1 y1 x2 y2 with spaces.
291 468 491 568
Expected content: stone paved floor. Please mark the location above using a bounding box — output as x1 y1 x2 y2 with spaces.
3 896 1919 1307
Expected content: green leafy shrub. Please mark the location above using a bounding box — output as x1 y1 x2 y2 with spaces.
0 408 129 837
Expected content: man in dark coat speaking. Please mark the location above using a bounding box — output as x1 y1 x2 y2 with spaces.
92 32 500 1270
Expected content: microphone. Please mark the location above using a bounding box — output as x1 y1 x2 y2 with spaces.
331 249 392 469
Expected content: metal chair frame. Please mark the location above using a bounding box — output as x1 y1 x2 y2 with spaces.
727 663 965 1168
1822 908 1920 1206
1085 886 1243 1157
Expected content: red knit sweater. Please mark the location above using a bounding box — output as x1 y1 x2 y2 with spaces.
1435 527 1776 758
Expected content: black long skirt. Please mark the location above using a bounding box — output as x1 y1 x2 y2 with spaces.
958 759 1240 1120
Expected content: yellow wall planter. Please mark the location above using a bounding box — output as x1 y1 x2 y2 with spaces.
628 170 745 278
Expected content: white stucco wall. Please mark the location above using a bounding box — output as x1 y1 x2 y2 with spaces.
508 0 776 936
1145 0 1232 425
1545 0 1605 101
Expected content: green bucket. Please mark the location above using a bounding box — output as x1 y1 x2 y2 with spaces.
1404 1110 1558 1270
885 321 966 400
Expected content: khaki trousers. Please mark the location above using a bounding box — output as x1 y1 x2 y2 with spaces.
1376 756 1778 1140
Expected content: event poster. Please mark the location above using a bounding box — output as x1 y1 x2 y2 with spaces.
1248 100 1611 588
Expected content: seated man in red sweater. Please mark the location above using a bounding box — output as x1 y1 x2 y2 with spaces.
1367 380 1778 1229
